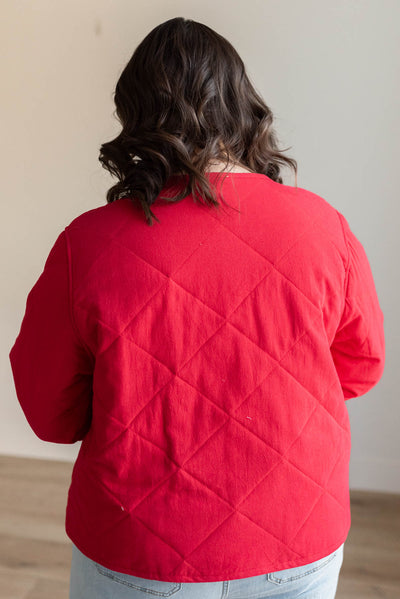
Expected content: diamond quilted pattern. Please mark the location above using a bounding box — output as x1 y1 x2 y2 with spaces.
279 323 337 401
238 459 322 548
132 468 235 556
318 379 351 429
233 366 316 455
90 421 179 511
68 216 135 288
68 461 185 576
56 173 368 581
172 222 272 316
182 510 303 577
74 241 166 352
125 277 225 372
9 171 385 582
209 178 316 265
92 335 173 426
103 512 186 576
229 267 320 362
113 195 223 277
132 376 229 465
324 448 351 507
183 418 282 505
67 461 132 552
276 234 346 343
289 490 350 557
178 321 276 412
284 405 348 488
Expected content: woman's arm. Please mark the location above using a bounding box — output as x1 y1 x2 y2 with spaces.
330 212 385 399
9 229 93 443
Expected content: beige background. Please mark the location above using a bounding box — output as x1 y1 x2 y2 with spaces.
2 0 398 492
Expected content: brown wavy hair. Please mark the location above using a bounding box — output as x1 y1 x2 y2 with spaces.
99 17 298 225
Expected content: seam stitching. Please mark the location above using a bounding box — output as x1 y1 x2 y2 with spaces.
64 227 95 362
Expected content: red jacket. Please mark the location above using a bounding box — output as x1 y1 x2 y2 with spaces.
9 172 385 582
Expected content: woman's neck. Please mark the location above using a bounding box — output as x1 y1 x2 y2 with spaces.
205 160 254 173
172 158 254 176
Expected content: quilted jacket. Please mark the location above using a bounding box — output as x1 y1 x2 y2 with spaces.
9 172 385 582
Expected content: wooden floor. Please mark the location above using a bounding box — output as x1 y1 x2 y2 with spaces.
0 455 399 598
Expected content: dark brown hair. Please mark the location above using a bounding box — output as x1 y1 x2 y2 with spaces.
99 17 297 225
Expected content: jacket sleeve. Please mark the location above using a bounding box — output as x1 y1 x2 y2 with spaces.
330 212 385 399
9 228 93 443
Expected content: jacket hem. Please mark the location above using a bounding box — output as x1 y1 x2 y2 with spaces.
66 522 351 583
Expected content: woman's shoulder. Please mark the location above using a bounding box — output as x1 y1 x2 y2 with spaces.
275 180 345 234
65 197 139 235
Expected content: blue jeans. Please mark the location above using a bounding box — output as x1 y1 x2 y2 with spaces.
69 542 344 598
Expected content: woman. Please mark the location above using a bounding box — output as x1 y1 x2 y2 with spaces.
9 16 385 599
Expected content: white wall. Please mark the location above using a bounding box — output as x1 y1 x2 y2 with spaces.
2 0 399 492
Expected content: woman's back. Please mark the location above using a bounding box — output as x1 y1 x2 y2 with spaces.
9 170 385 582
